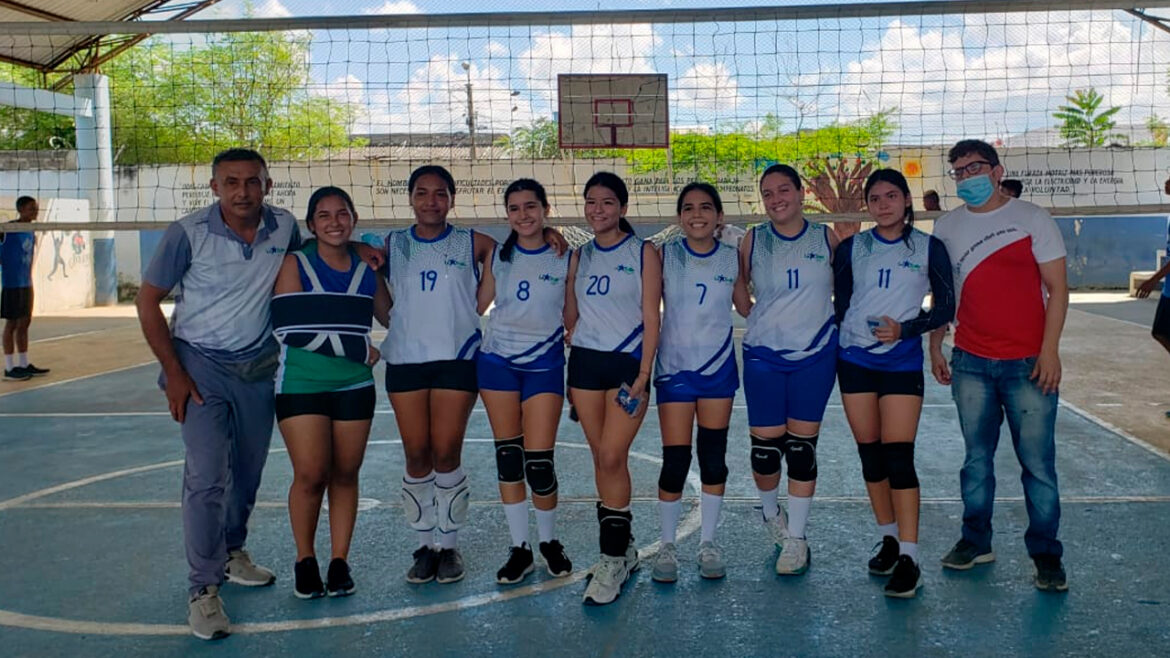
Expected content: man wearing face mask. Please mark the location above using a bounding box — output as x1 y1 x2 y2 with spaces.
927 139 1070 593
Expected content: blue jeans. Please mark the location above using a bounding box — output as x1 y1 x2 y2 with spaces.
950 348 1062 558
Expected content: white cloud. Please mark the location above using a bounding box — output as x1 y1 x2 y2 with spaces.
487 41 510 57
315 73 366 105
673 61 742 111
363 1 422 14
518 24 662 101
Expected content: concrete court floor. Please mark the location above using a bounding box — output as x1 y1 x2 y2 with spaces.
0 294 1168 656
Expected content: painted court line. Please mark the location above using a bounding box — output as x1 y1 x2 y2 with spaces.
1060 398 1170 463
0 361 156 399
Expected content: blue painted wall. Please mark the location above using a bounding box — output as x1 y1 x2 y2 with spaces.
1056 215 1169 288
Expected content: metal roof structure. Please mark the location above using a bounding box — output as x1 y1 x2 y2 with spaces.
0 0 222 73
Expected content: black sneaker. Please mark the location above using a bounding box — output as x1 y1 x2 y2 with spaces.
22 363 49 376
868 535 900 575
326 558 355 597
1033 555 1068 592
406 546 440 584
883 555 922 598
496 543 535 585
436 548 466 584
3 367 30 381
940 539 995 570
539 540 573 578
293 557 325 600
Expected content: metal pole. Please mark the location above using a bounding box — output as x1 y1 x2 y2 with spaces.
466 74 476 162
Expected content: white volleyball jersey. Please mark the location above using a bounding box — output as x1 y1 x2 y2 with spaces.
482 243 569 369
656 238 737 379
743 220 836 365
838 228 932 366
571 234 645 356
381 224 481 364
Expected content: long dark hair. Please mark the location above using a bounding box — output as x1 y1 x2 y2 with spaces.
676 181 723 215
500 178 550 262
863 168 914 246
584 171 635 236
408 164 456 197
304 186 357 236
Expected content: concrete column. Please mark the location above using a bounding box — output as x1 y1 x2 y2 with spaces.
73 74 117 305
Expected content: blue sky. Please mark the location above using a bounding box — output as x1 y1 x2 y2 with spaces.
191 1 1170 145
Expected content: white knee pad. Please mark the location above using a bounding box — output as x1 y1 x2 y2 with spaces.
436 475 470 533
401 476 437 532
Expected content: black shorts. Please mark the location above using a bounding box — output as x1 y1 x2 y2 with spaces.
0 287 32 320
275 385 377 422
384 359 478 394
837 359 924 397
567 347 640 391
1154 296 1170 342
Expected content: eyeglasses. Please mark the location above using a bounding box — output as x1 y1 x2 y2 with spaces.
947 161 993 180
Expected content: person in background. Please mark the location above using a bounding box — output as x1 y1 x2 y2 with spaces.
1000 179 1023 199
1 196 50 381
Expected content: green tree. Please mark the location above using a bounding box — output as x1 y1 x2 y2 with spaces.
1052 88 1125 148
1146 114 1169 147
0 65 74 150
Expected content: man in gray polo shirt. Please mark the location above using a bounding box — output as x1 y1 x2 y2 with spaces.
137 148 299 640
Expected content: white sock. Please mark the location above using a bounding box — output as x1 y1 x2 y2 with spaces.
878 522 898 539
900 541 918 563
16 352 27 368
439 530 458 549
4 354 13 370
503 502 529 547
786 495 812 539
757 486 780 521
404 471 435 548
700 492 722 544
659 499 682 545
535 508 556 544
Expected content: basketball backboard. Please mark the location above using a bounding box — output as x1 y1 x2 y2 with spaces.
557 74 669 149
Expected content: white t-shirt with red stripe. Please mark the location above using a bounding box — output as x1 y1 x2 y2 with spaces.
933 199 1066 360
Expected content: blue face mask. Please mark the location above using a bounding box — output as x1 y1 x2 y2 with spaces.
956 174 995 207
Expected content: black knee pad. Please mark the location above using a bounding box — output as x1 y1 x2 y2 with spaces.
750 434 782 476
783 432 818 481
696 426 729 486
884 442 919 490
494 436 525 484
597 503 633 558
524 449 558 496
857 442 887 483
658 444 692 495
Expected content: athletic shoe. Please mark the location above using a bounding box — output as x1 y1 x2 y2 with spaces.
436 548 465 584
883 556 922 598
775 537 810 576
539 540 573 577
765 508 789 549
293 557 325 600
868 535 900 575
326 558 355 597
406 546 439 584
650 542 679 583
22 363 49 376
1033 555 1069 592
625 536 641 572
940 539 995 570
188 585 230 640
3 367 30 381
225 549 276 586
496 543 535 585
697 541 726 580
582 554 631 605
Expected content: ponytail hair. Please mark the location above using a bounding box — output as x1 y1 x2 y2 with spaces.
500 178 550 262
863 168 915 247
618 217 636 236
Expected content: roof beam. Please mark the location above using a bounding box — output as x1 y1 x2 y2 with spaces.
0 80 92 118
1125 8 1170 36
0 0 71 22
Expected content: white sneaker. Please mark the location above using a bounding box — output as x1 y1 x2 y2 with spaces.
651 542 679 583
225 549 276 586
188 585 230 640
775 537 810 576
765 507 789 549
697 541 726 579
583 555 631 605
625 538 640 573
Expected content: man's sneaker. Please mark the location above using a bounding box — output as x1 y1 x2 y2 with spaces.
326 558 355 597
582 554 631 605
293 557 325 600
188 585 230 640
697 541 726 580
436 548 465 584
3 367 30 381
765 508 789 549
1033 555 1069 592
23 363 49 376
775 537 810 575
868 535 900 575
225 549 276 586
940 539 995 570
883 556 923 598
538 540 573 577
650 542 679 583
496 543 535 585
406 546 439 584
